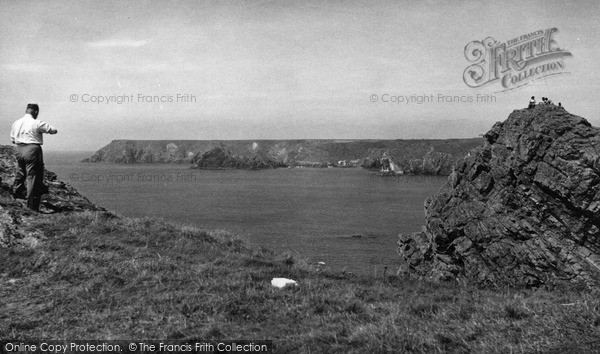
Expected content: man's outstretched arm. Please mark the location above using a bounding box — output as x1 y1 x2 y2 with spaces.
38 121 57 134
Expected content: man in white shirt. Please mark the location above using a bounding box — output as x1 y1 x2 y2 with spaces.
10 103 58 211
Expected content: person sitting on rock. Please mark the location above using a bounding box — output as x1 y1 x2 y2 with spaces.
547 98 554 105
528 96 536 109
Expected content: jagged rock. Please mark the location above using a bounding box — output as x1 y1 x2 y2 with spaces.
0 145 105 248
397 105 600 288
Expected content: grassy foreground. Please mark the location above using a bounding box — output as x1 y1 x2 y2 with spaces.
1 211 600 353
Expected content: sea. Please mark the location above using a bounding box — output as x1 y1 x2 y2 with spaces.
44 151 447 275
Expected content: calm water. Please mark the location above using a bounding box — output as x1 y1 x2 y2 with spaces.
44 151 446 275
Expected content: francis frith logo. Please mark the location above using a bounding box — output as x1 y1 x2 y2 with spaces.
463 28 572 91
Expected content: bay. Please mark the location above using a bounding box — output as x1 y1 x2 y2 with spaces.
44 151 447 275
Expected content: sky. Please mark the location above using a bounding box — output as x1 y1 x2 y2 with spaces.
1 0 599 151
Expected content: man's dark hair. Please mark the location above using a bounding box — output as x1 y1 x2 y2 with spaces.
26 103 39 111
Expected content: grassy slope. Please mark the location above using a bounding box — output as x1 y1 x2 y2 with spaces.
1 211 600 353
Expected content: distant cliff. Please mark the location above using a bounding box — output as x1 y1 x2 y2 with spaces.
84 138 483 175
397 105 600 288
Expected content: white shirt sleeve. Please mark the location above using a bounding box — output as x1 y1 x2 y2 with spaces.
37 120 57 134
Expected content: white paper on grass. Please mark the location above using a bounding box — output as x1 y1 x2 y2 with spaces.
271 278 297 289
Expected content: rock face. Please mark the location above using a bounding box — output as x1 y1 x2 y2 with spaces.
397 105 600 288
84 139 483 174
0 145 104 248
362 145 466 175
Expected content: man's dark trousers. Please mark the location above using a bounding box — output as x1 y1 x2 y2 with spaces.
14 144 44 211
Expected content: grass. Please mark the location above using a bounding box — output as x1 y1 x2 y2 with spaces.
1 210 600 353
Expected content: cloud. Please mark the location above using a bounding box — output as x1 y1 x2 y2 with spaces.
1 63 48 72
87 39 150 48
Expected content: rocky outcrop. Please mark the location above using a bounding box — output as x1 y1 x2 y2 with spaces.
0 145 104 248
397 105 600 288
84 139 482 174
191 145 286 170
83 140 200 163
